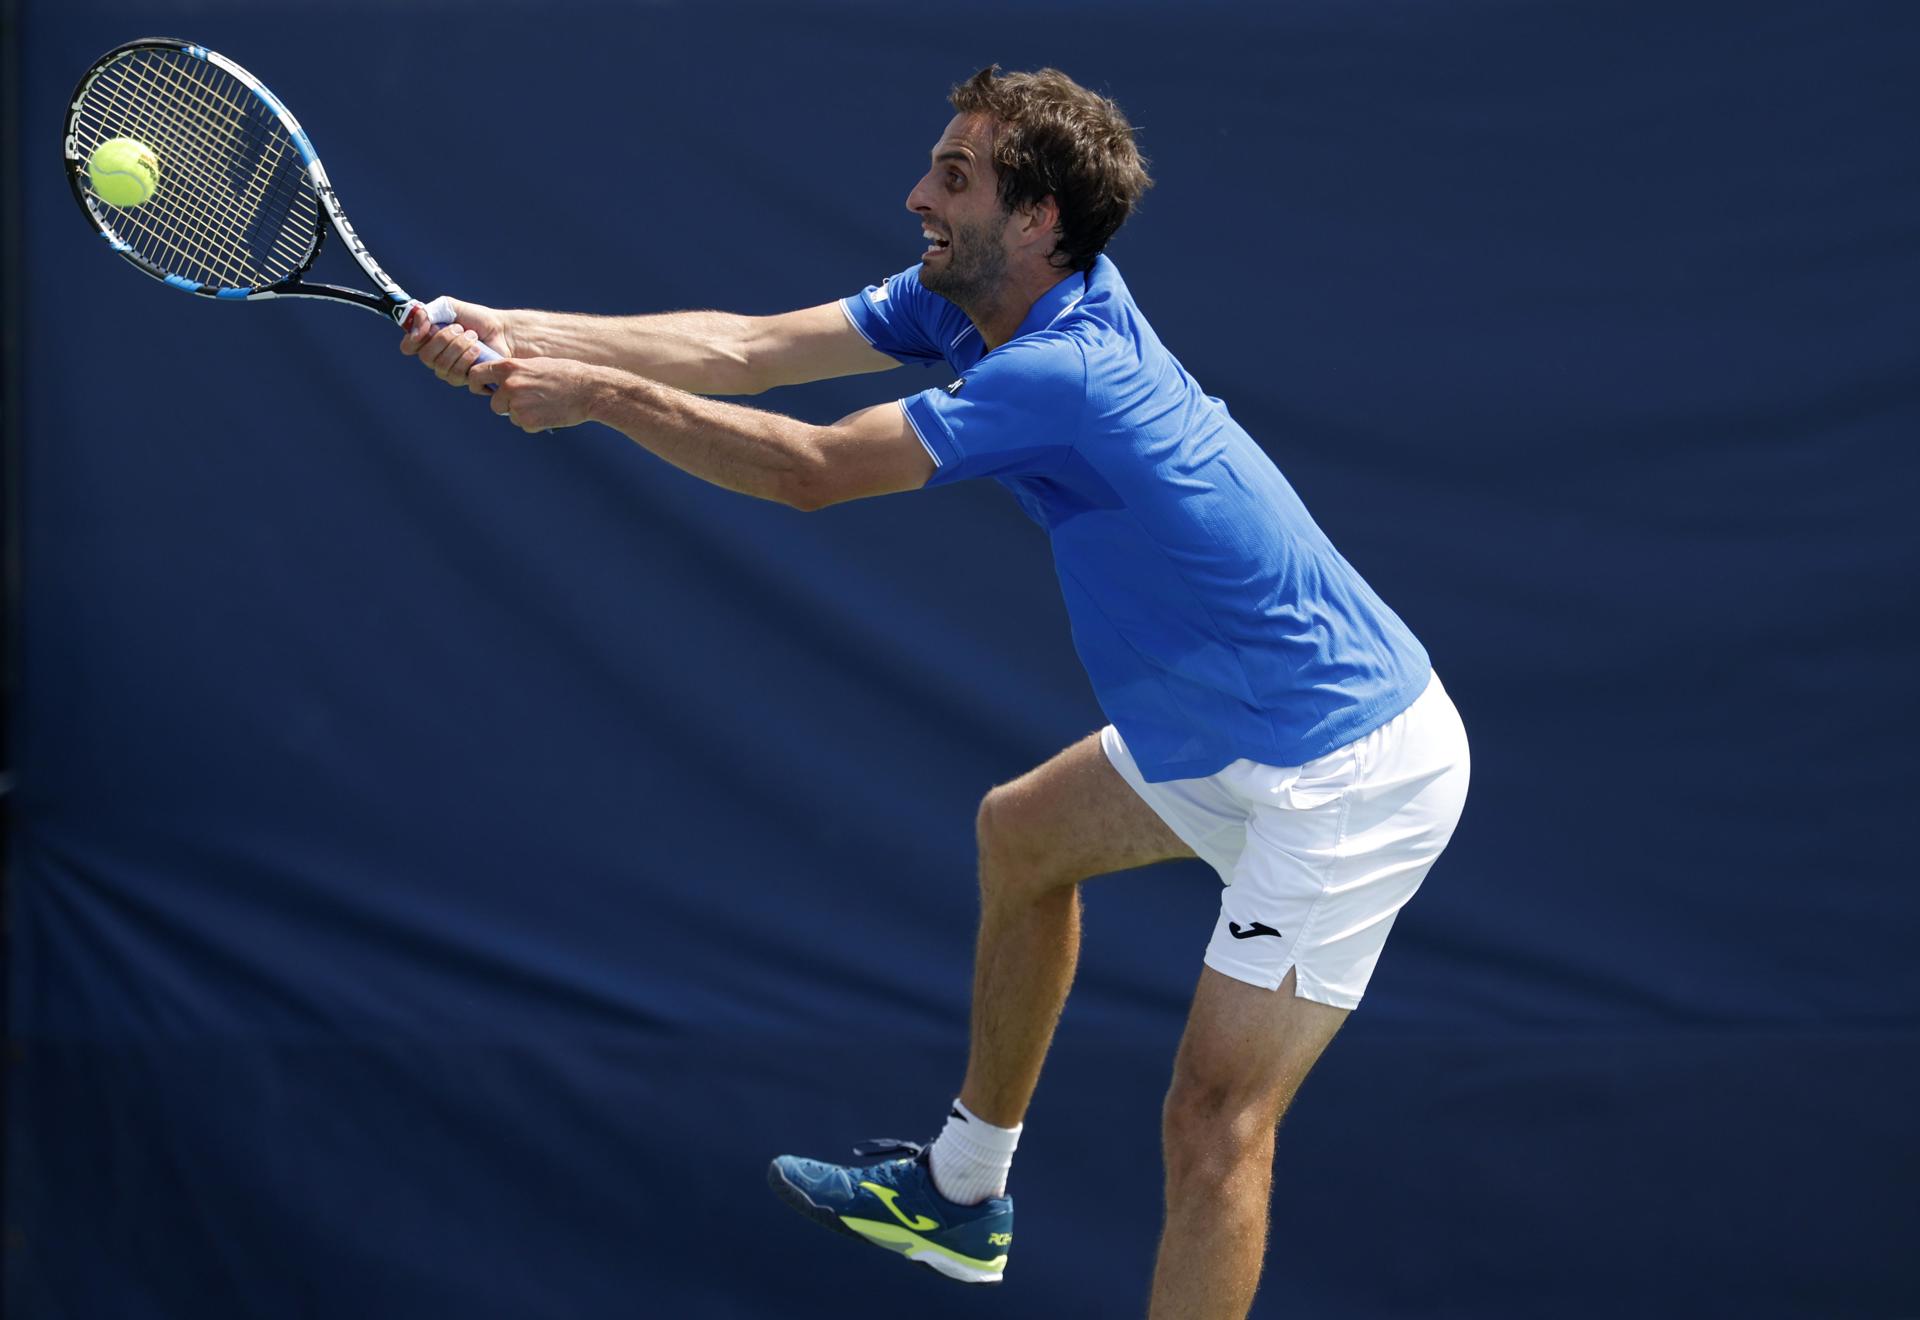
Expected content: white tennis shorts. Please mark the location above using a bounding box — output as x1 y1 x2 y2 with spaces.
1101 672 1469 1009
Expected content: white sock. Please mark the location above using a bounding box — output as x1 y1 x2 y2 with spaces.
927 1097 1022 1205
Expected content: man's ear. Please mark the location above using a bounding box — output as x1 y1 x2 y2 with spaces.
1014 194 1061 251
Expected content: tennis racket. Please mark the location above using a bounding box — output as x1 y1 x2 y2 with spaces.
63 37 498 366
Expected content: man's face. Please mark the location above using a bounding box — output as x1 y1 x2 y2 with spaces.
906 114 1011 305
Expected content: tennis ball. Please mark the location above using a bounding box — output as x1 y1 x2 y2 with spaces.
89 137 160 208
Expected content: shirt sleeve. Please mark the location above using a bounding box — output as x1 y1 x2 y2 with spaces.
840 266 977 367
901 332 1087 487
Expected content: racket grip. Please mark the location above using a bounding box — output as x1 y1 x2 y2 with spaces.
414 298 503 390
435 328 504 369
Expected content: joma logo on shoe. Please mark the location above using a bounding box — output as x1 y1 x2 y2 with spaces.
861 1182 939 1231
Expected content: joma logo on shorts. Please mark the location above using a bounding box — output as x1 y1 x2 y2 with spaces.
1229 921 1283 940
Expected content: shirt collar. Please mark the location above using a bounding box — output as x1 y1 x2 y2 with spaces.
1009 269 1089 342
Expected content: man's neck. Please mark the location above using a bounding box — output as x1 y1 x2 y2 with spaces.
965 266 1080 351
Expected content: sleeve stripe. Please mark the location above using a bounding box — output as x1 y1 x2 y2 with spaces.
839 296 878 347
899 399 943 467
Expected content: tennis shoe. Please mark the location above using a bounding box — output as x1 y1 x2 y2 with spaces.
767 1138 1013 1285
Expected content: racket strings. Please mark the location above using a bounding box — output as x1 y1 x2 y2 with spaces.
86 65 271 284
112 52 315 285
82 73 263 280
136 56 286 274
146 55 318 278
114 51 315 284
80 59 294 287
74 48 321 290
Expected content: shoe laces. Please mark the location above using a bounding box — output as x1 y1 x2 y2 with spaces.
849 1138 926 1163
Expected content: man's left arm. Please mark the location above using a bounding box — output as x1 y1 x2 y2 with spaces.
466 356 933 511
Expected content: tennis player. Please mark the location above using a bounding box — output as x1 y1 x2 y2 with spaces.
402 66 1468 1318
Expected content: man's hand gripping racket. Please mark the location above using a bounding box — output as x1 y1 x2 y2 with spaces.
400 296 512 388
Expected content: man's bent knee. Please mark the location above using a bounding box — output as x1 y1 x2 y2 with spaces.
976 786 1079 895
974 733 1193 895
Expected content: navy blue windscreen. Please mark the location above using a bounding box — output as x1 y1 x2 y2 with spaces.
7 2 1918 1316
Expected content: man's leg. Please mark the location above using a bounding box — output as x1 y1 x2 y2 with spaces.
1149 966 1348 1319
958 731 1196 1126
766 731 1198 1281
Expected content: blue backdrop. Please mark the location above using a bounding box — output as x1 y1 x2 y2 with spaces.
8 1 1919 1315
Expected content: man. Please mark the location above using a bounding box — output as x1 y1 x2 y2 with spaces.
401 66 1469 1319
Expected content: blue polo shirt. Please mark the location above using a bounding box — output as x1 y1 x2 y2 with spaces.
841 256 1430 783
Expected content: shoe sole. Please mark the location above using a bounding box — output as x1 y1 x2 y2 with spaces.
764 1162 1005 1286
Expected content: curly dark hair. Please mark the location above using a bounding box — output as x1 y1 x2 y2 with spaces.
948 65 1152 273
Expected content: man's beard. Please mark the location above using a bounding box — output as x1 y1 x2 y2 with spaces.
920 216 1007 306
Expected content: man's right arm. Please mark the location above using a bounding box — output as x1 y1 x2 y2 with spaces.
400 298 899 396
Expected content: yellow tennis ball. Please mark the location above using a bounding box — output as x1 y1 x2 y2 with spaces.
89 137 160 208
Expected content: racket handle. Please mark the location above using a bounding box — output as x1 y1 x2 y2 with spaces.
413 298 550 430
413 297 503 389
429 320 504 369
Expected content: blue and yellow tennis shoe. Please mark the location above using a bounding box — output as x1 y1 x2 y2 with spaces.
767 1139 1013 1284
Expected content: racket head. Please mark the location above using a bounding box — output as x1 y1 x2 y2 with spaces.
64 38 336 303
